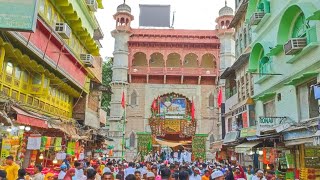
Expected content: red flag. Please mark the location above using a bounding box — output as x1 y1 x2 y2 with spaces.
152 98 157 110
191 99 195 120
217 88 223 108
121 91 125 108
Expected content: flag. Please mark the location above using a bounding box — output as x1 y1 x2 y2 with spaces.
217 88 223 108
152 98 157 110
191 99 195 120
121 91 125 108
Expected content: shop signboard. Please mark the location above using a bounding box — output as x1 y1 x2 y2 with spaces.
0 0 38 32
283 129 314 141
258 117 287 131
242 112 248 128
240 127 257 138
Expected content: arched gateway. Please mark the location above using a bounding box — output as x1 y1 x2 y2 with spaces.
136 93 206 161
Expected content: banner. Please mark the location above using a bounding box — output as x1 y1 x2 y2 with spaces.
242 112 248 128
1 139 11 158
27 137 41 150
0 0 38 32
67 141 76 155
54 138 62 151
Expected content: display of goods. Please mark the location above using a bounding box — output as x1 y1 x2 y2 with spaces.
300 168 317 180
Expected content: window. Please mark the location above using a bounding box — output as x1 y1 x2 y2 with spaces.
131 91 137 106
39 0 45 14
259 57 271 77
209 93 215 108
129 133 135 147
14 66 21 79
22 71 29 82
6 62 13 75
209 135 215 144
297 80 318 120
32 74 42 85
47 5 52 21
263 99 276 117
243 28 247 48
227 118 232 132
292 12 307 38
43 77 49 88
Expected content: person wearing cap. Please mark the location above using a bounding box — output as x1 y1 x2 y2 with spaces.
189 167 201 180
210 170 224 180
0 156 19 180
58 164 68 180
146 172 155 180
233 164 246 180
252 170 266 180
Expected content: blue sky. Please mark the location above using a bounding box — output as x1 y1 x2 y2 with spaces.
96 0 235 58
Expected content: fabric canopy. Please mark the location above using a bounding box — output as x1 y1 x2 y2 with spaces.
12 106 48 128
49 121 82 140
155 138 191 147
235 141 261 153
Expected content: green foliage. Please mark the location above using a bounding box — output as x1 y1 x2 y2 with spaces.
101 58 113 115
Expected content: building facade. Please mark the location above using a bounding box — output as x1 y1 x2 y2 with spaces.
220 0 320 175
0 0 106 165
108 2 235 160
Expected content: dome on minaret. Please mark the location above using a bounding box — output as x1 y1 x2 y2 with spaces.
219 0 234 16
117 3 131 13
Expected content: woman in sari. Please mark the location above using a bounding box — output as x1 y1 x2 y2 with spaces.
63 168 76 180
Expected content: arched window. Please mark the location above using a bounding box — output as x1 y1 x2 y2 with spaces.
226 20 230 27
292 12 307 38
209 135 215 144
221 21 225 29
131 91 137 106
209 93 215 108
259 57 271 75
130 133 135 147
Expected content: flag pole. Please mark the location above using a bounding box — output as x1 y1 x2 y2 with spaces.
121 89 126 161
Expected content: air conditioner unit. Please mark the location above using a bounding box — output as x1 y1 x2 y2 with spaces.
86 0 98 12
284 38 307 55
80 54 94 67
55 23 71 39
250 12 265 25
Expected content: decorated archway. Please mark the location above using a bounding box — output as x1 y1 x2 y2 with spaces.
149 92 196 141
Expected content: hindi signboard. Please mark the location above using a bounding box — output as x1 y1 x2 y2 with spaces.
27 136 41 150
0 0 38 32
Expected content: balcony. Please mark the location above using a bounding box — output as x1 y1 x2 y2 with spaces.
129 67 217 76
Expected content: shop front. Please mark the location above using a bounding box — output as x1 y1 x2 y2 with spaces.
282 126 320 180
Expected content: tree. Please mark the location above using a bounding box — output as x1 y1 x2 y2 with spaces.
101 58 113 115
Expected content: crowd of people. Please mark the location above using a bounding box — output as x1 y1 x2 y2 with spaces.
0 154 276 180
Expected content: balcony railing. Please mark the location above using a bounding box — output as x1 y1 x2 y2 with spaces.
129 67 217 76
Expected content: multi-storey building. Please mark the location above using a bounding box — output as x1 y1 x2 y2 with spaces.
108 2 235 160
0 0 105 162
220 0 320 173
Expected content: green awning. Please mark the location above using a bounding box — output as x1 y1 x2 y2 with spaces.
266 45 283 56
255 92 276 102
307 10 320 20
235 141 261 153
284 72 318 86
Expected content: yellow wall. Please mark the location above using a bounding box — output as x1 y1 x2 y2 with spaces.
0 48 73 118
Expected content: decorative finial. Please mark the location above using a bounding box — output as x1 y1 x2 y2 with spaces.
225 0 227 6
124 0 126 4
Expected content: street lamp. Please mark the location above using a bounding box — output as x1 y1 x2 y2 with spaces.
19 126 25 130
25 126 31 131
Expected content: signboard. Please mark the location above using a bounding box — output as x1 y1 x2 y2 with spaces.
258 117 287 131
283 129 314 141
27 136 41 150
242 112 248 128
240 127 257 138
160 98 186 119
0 0 38 32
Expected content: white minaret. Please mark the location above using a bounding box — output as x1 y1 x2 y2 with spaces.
216 1 235 139
109 2 134 159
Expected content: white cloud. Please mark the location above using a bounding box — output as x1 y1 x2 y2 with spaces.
96 0 235 58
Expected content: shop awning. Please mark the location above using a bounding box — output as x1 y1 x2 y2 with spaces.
235 141 261 153
285 138 314 146
12 106 48 129
49 121 81 140
223 131 239 144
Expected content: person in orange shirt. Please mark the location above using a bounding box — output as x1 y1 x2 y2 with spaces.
201 170 210 180
0 156 20 180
